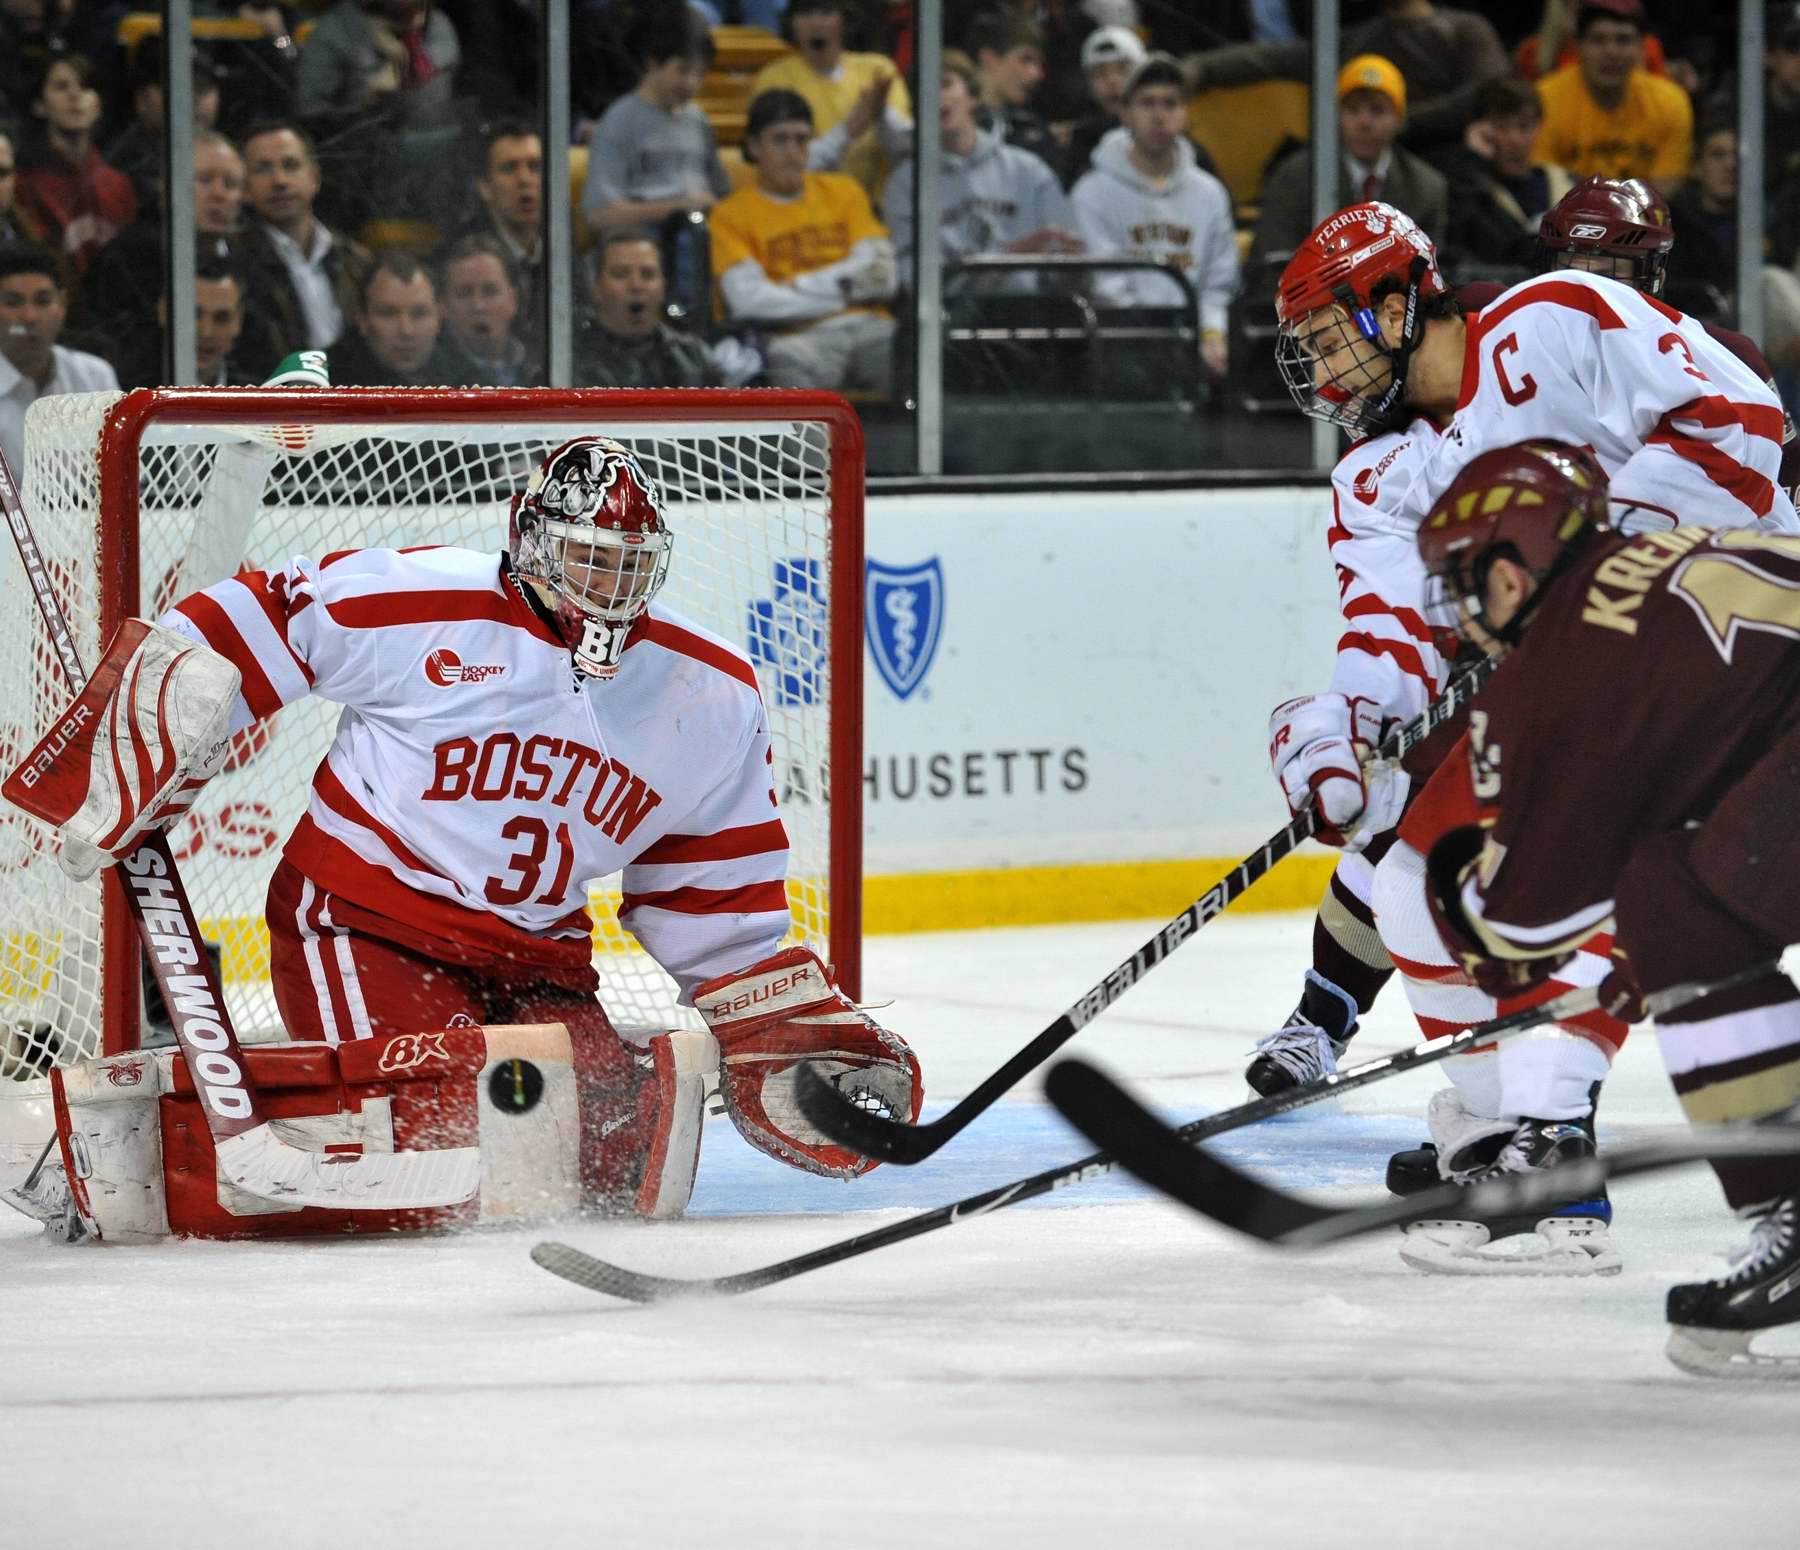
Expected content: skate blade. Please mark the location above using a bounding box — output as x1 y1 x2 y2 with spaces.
1399 1216 1623 1277
1665 1325 1800 1380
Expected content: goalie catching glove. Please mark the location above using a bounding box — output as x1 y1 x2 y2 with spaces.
1268 692 1408 851
694 945 923 1179
2 619 239 879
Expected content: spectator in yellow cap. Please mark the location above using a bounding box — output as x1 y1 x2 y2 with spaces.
1249 53 1449 269
1182 2 1510 156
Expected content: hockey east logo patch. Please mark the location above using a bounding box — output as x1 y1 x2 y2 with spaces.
424 648 507 687
865 557 945 701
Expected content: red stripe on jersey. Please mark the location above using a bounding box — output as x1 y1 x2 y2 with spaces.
1342 592 1435 646
1327 489 1353 549
324 586 552 639
1646 427 1776 517
632 818 788 867
619 880 789 918
1387 947 1481 988
633 617 761 694
1457 279 1628 410
173 591 284 720
1471 278 1629 337
286 819 595 970
1663 395 1786 445
239 570 315 686
311 760 444 879
1337 630 1436 687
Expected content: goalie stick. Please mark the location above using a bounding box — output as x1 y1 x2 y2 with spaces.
529 915 1706 1305
0 446 480 1215
1043 957 1800 1247
793 655 1498 1166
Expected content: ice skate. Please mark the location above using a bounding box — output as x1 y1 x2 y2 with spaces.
1400 1116 1619 1276
1665 1196 1800 1379
1245 971 1358 1097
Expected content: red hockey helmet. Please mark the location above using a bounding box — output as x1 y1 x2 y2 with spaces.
1274 201 1449 437
1417 439 1610 647
1536 176 1673 295
509 436 673 679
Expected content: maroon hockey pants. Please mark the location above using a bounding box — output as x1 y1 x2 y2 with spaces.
1614 718 1800 1206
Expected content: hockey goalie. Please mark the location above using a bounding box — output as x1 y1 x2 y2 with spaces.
3 435 921 1242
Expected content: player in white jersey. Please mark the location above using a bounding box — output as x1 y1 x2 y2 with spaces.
1257 199 1798 1271
11 436 923 1222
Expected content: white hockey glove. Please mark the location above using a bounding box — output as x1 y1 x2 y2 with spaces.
1267 692 1409 852
1 619 240 879
694 945 922 1179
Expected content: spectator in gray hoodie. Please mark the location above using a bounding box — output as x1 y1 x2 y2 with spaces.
1070 55 1238 377
882 50 1082 296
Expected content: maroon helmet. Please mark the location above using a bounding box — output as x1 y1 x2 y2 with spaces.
1537 176 1674 295
509 436 673 679
1417 439 1609 646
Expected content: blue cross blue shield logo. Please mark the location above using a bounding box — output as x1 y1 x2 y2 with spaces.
865 557 945 701
746 557 829 708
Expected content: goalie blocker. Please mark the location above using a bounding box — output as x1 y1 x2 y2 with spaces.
44 1021 718 1242
1 618 238 880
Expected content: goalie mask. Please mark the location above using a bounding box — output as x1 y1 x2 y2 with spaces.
1274 201 1448 439
509 436 673 679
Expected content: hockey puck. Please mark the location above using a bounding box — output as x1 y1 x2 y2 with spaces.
488 1058 544 1114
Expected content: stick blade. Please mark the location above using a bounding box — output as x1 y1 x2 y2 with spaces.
218 1127 482 1211
1044 1058 1337 1240
793 1062 945 1164
531 1241 726 1303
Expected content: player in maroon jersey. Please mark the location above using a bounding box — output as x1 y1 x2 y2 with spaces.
1417 437 1800 1376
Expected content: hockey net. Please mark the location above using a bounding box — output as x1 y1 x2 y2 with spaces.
0 387 863 1081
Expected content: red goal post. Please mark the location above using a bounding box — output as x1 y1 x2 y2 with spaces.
1 386 863 1078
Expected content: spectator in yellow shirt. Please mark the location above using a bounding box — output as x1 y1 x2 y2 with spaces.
748 0 913 197
710 89 897 392
1532 0 1691 190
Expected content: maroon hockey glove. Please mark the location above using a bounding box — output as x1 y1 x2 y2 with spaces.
1597 948 1649 1024
694 945 923 1179
1425 825 1571 999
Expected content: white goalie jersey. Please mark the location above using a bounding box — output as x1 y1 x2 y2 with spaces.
158 544 791 999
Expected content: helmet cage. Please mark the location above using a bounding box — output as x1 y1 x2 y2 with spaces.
1275 255 1433 437
510 436 673 679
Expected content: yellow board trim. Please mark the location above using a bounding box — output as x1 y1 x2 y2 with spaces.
8 859 1334 992
863 855 1340 934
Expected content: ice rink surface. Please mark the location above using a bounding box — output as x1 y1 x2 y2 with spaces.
6 913 1798 1548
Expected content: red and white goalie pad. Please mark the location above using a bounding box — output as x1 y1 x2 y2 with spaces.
44 1023 716 1242
2 618 239 880
694 945 923 1179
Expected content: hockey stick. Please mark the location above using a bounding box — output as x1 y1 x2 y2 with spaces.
529 926 1705 1304
0 446 480 1213
793 654 1498 1166
1043 957 1800 1246
1042 1063 1800 1250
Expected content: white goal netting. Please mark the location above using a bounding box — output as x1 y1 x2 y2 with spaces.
0 388 855 1080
